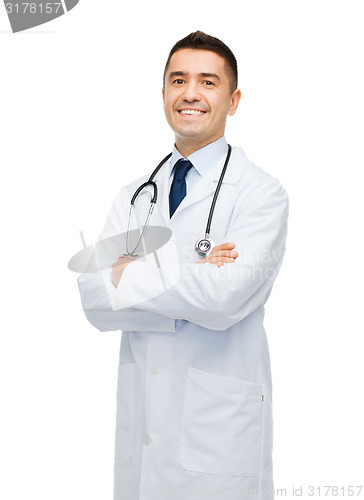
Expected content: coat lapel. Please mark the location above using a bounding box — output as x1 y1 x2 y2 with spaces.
153 146 248 225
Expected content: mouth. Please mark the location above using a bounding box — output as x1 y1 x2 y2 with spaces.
177 109 206 116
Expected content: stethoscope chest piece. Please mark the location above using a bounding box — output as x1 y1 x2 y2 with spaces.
195 237 215 258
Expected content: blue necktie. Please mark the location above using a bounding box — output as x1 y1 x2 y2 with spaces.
169 158 193 217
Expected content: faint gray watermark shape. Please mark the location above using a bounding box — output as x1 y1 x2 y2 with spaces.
68 227 173 274
4 0 79 33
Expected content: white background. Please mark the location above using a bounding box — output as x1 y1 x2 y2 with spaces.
1 1 363 499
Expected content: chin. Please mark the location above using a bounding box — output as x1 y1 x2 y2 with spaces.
175 125 205 137
176 132 203 143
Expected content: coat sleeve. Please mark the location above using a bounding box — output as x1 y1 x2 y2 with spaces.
77 186 177 333
110 173 289 331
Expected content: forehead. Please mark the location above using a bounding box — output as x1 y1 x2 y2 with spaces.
167 49 227 78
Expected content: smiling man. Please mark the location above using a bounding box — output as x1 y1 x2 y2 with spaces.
78 31 289 500
162 48 241 157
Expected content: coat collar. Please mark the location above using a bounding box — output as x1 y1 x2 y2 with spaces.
169 136 228 180
156 146 248 225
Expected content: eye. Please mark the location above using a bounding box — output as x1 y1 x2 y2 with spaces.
203 80 215 86
173 79 185 85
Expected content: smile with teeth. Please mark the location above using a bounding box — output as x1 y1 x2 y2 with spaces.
178 109 206 115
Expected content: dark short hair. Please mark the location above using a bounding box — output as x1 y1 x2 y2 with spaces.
163 31 238 93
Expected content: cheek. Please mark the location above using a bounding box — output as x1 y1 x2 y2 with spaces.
165 97 178 116
164 89 178 106
207 95 222 113
163 98 173 115
213 99 230 120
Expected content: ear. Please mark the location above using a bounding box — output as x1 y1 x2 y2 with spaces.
228 89 241 116
162 87 165 108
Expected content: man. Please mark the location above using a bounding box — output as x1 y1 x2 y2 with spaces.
78 31 288 500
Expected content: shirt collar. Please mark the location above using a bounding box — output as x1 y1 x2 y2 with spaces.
169 136 228 179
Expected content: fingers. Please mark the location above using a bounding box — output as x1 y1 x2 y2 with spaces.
113 256 134 266
213 249 239 258
197 258 233 265
214 242 236 251
111 257 135 288
210 242 238 259
197 242 238 267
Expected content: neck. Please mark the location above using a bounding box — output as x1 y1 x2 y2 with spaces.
175 134 224 158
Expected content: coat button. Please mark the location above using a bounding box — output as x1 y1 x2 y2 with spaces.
151 366 159 376
144 435 151 446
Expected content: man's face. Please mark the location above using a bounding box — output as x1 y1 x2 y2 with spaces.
163 49 241 153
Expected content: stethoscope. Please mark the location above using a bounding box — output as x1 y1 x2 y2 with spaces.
125 144 232 259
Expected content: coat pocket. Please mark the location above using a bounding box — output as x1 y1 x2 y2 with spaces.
115 362 136 461
180 367 264 476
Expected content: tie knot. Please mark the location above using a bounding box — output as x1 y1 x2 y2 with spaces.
173 158 193 181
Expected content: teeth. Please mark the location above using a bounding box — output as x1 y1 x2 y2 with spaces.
180 109 205 115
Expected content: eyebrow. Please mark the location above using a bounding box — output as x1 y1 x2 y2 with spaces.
200 72 221 81
168 71 221 81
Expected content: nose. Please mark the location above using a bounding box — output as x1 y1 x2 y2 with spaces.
182 81 201 102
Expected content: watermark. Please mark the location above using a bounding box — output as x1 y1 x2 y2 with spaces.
152 484 364 498
3 0 79 32
191 259 279 282
68 227 173 274
71 228 283 312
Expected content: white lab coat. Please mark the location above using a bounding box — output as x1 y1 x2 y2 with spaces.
78 146 289 500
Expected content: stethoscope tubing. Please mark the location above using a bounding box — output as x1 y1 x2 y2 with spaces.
204 144 231 238
126 145 232 257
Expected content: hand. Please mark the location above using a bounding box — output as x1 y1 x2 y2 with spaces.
111 256 135 288
197 242 239 268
